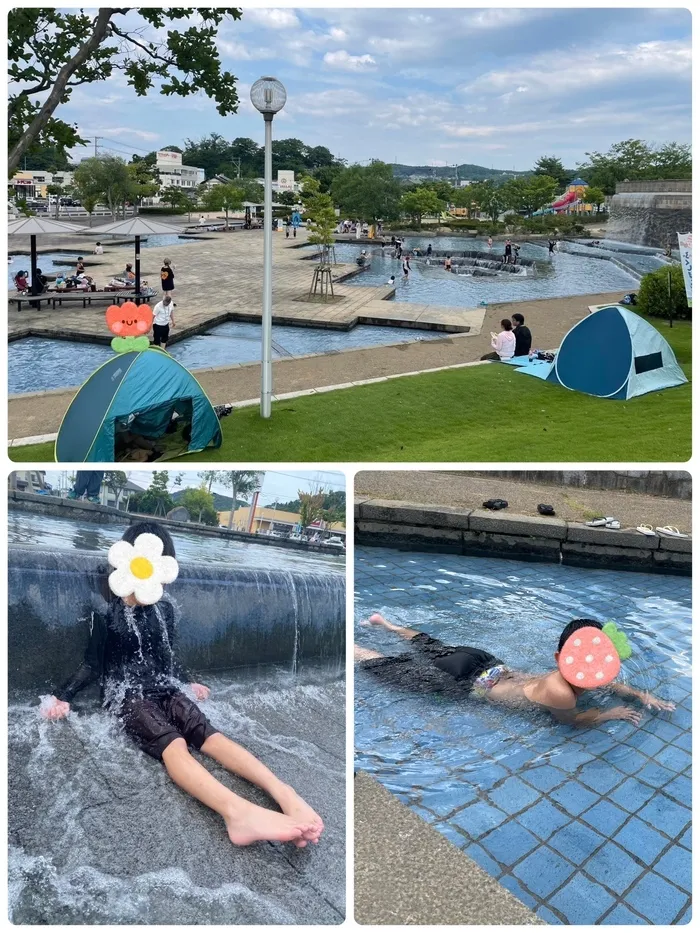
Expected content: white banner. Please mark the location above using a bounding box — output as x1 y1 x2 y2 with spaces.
677 232 692 308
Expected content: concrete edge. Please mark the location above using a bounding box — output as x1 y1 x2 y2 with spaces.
354 499 691 575
354 771 544 925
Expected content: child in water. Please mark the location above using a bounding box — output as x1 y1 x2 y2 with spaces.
42 521 323 848
356 614 674 726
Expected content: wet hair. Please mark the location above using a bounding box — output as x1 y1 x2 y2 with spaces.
163 257 171 265
126 263 133 270
500 318 513 331
512 313 525 325
77 256 84 261
122 521 176 557
163 296 172 304
557 619 602 652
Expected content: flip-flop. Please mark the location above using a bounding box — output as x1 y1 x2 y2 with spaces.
605 520 621 530
655 526 690 538
586 517 613 527
636 525 657 536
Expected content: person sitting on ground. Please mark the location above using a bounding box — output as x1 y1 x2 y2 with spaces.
511 312 532 357
387 274 396 286
481 318 516 361
151 296 176 351
356 614 674 726
94 242 104 255
41 522 324 847
13 270 28 293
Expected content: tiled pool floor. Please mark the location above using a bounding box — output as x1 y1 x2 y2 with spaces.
355 548 691 924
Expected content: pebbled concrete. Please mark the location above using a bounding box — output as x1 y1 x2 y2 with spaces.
9 674 345 925
354 771 543 926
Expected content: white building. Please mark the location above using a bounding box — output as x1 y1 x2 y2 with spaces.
155 150 205 191
254 170 301 195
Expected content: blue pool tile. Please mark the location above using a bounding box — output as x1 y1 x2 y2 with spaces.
643 718 685 742
603 747 649 776
421 785 477 818
653 845 691 893
670 708 691 730
410 803 437 823
464 842 501 875
671 731 692 753
625 871 688 924
498 874 538 910
613 818 668 864
580 799 629 835
500 745 538 771
678 906 692 924
636 760 676 789
662 774 692 809
548 820 605 861
609 777 657 813
488 776 540 815
433 821 468 850
481 821 539 866
601 904 649 925
451 800 508 838
577 761 626 795
623 730 665 757
550 748 595 773
637 793 691 838
521 765 567 793
549 781 599 817
584 842 644 895
655 744 692 774
466 763 509 790
517 798 570 840
549 872 616 924
513 846 575 899
535 906 564 924
678 827 691 850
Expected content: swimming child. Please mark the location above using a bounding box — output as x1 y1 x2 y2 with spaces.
356 614 674 726
41 521 324 848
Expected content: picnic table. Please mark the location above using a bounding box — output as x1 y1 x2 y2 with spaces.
9 289 156 312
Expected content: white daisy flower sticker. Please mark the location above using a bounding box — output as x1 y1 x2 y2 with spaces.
107 533 179 605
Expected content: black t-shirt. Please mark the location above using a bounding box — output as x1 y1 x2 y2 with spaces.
513 324 532 356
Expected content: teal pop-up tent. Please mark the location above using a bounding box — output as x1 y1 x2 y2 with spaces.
516 306 687 399
55 348 222 461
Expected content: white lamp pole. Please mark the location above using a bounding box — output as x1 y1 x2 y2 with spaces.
250 76 287 418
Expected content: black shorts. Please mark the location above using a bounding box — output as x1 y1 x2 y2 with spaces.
118 688 217 760
153 323 170 345
360 634 503 694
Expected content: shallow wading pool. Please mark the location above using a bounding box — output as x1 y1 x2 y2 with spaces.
355 547 691 924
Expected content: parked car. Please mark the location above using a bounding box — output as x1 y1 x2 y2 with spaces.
324 536 345 549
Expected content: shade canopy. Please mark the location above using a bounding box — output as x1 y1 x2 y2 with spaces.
88 217 184 236
8 217 89 235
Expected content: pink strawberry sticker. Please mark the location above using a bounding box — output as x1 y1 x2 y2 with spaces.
558 626 620 688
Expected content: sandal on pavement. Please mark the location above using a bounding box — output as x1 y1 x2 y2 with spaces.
655 526 690 538
636 525 657 536
483 499 508 511
605 520 621 530
586 517 613 527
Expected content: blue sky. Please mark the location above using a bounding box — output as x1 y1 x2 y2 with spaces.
64 6 691 170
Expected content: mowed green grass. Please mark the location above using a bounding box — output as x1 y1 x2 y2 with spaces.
11 317 691 463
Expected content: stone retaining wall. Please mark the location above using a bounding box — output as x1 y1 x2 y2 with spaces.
355 499 691 575
465 470 691 500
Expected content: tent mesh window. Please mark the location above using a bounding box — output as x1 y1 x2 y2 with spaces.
634 352 664 375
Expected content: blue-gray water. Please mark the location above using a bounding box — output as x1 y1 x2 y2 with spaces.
8 510 344 574
9 322 445 394
332 237 637 304
355 547 691 924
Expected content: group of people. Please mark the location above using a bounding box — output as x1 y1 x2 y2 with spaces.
481 312 533 361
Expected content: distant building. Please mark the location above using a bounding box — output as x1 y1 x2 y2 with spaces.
155 149 205 192
218 505 345 538
9 170 74 199
253 170 301 195
551 176 594 215
8 471 52 493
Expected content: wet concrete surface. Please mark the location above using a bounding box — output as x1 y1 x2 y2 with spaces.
9 673 345 924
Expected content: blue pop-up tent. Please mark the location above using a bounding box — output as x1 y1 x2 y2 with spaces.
516 306 687 399
55 348 222 461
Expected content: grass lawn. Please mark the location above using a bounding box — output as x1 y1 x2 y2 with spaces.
11 317 691 463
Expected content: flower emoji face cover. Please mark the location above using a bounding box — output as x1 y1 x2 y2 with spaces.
108 533 179 605
557 623 631 689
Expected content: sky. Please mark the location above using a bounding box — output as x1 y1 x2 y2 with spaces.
45 470 345 507
58 6 691 171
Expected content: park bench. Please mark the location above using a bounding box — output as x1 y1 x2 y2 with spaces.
9 290 156 312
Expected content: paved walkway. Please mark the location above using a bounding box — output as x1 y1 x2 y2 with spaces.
355 472 692 533
355 771 543 925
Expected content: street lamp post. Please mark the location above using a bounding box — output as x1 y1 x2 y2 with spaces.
250 76 287 418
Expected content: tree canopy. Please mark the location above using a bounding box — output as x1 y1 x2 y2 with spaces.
332 161 403 224
533 155 572 188
577 139 692 194
8 7 242 175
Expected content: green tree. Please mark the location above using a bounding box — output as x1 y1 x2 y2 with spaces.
637 264 690 321
582 186 606 212
400 188 444 228
298 489 326 530
73 155 133 219
129 470 173 516
313 162 346 194
502 175 558 216
183 133 235 179
300 176 337 260
576 138 691 195
159 185 194 215
277 190 298 207
533 156 570 188
201 183 245 228
332 161 403 224
461 180 507 222
128 161 160 211
103 470 129 510
215 471 264 530
179 487 218 525
9 8 242 175
45 182 63 219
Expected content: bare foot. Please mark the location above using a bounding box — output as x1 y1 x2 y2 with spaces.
276 785 324 846
224 799 312 846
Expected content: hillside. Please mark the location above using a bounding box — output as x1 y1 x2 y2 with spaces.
171 489 248 511
392 163 531 182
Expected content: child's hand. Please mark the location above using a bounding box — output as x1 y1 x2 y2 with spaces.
41 696 71 720
191 683 210 701
642 693 676 712
605 705 643 725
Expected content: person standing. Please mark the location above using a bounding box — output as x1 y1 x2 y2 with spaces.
426 243 433 257
67 471 104 504
402 255 411 280
548 239 556 256
160 258 175 297
503 239 512 264
285 218 291 239
444 255 452 271
152 296 176 350
487 236 493 249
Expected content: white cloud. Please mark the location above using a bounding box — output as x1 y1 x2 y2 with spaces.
293 88 370 118
323 50 377 72
81 126 161 142
217 39 272 61
242 8 300 30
